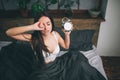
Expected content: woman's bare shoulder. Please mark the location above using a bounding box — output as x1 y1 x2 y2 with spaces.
53 31 61 36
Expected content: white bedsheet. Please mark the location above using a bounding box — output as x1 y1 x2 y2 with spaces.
0 41 12 50
80 45 107 79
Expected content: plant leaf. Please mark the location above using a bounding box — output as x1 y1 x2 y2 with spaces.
50 0 57 4
59 0 66 8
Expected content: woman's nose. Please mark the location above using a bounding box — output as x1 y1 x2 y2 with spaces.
43 24 48 30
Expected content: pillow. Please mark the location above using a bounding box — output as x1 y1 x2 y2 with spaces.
70 30 95 51
54 27 95 51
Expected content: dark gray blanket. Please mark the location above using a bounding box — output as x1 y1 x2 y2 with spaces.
0 42 34 80
0 42 106 80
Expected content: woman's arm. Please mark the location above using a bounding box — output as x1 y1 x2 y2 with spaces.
56 30 71 49
6 25 33 41
6 22 42 41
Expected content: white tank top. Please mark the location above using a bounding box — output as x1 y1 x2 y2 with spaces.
42 31 60 63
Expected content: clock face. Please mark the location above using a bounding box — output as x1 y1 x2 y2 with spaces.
64 22 72 31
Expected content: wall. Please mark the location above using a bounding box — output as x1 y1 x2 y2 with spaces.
0 0 97 10
97 0 120 56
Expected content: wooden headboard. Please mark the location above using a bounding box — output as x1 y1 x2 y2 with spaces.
0 17 104 47
0 18 34 41
54 18 105 46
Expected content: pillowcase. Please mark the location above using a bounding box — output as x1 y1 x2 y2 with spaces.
54 27 95 51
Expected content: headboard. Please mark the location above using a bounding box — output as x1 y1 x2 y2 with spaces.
0 18 34 41
0 18 104 47
54 18 105 47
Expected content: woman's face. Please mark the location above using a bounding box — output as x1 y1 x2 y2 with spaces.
38 16 53 35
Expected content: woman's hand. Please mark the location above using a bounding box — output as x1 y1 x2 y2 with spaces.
32 21 44 31
62 28 71 36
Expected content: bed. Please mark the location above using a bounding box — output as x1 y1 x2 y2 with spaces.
0 18 107 80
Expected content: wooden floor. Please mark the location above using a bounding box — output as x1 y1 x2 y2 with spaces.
101 56 120 80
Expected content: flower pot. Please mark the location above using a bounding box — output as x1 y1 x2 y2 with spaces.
20 9 28 17
88 10 100 18
65 9 73 17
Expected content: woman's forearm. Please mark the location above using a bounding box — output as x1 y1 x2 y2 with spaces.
6 24 34 36
64 34 70 49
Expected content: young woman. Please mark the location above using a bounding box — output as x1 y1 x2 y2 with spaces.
6 12 71 64
6 12 106 80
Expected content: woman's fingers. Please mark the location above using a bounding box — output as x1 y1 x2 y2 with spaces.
33 22 44 30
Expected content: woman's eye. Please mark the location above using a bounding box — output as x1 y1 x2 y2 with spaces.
47 23 50 26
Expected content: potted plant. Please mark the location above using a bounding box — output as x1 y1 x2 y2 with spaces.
18 0 30 17
88 0 101 18
64 0 74 17
31 0 57 18
58 0 79 17
31 1 45 18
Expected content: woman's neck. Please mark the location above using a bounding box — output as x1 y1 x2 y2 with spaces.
42 32 53 39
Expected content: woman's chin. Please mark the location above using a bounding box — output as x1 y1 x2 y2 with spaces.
43 31 51 35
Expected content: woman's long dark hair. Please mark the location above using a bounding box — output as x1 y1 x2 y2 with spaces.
31 11 55 67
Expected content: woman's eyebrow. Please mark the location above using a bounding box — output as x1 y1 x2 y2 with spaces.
46 21 50 24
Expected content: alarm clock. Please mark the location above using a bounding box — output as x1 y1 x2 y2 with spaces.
62 17 73 31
